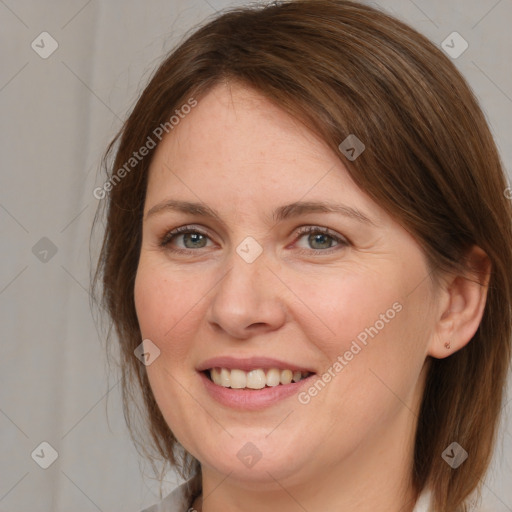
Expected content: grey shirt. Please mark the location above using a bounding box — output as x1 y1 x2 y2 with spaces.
141 481 434 512
141 480 196 512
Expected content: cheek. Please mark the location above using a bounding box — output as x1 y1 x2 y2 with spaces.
134 264 168 338
134 262 184 352
134 259 210 368
135 258 189 330
288 266 403 352
290 260 431 392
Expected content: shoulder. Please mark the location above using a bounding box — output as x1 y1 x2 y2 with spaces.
140 480 195 512
413 488 432 512
413 488 489 512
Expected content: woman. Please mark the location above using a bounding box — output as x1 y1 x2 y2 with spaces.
93 1 512 511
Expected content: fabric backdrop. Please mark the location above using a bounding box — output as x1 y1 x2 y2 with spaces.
1 0 511 510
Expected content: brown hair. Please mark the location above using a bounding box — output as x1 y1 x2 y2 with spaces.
93 1 512 510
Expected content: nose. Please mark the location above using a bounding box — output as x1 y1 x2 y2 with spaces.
206 249 287 339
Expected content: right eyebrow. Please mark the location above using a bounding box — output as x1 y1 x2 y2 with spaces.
145 199 221 222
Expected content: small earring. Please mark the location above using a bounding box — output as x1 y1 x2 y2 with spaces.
444 341 451 350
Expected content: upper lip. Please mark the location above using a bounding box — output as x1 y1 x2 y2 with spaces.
196 356 316 373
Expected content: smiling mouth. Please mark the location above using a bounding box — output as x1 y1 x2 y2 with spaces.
203 368 314 390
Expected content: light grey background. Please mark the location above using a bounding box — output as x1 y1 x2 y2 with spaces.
1 1 511 511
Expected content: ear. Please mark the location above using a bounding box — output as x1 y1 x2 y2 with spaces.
428 245 491 359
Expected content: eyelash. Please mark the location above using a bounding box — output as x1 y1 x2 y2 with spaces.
159 225 349 255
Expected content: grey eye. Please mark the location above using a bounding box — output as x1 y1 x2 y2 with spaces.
307 232 337 250
181 233 208 249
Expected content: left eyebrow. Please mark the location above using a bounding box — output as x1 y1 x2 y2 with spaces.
145 199 376 227
272 201 377 226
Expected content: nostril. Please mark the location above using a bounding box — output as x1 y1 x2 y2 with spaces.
248 322 266 328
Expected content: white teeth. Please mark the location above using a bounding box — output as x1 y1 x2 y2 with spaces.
210 368 233 387
207 367 312 389
210 367 221 385
266 368 281 387
219 368 231 387
246 369 266 389
230 369 247 389
280 369 293 385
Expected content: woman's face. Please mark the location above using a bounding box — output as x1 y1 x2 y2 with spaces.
134 82 438 490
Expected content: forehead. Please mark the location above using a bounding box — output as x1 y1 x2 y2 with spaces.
144 82 383 223
151 82 327 171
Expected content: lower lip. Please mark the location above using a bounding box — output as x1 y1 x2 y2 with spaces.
198 371 315 410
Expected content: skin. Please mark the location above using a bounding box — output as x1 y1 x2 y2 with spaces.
134 81 490 512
